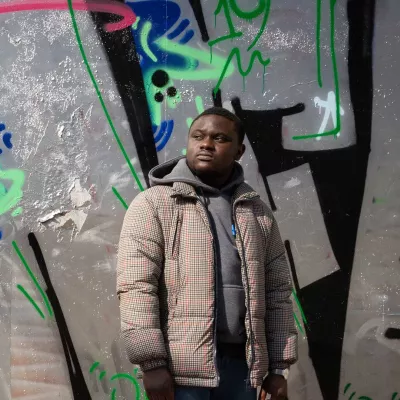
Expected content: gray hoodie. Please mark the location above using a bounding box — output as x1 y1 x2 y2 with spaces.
149 156 247 346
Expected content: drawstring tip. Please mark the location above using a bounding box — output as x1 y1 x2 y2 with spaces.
231 224 236 238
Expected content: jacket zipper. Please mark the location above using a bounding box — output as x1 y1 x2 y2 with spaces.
171 214 181 259
196 193 220 386
232 198 256 388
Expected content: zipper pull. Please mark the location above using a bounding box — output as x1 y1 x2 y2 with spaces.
231 223 236 238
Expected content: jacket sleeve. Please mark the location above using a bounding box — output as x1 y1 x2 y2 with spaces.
117 191 168 372
264 208 298 370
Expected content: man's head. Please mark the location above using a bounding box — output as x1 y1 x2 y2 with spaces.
186 107 246 186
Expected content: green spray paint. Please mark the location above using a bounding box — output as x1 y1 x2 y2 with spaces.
293 0 341 140
0 168 25 216
112 186 128 210
316 0 323 87
11 206 23 217
209 0 242 47
293 311 304 334
132 16 141 30
186 96 205 128
90 363 148 400
292 289 308 326
13 240 53 318
213 47 270 96
110 373 141 400
144 37 234 126
344 383 352 394
141 22 157 62
211 0 270 50
209 0 271 93
16 284 46 319
90 362 101 373
67 0 144 192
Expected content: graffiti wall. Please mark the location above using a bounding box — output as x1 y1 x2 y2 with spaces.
0 0 398 399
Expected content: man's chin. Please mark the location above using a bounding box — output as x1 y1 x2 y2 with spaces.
193 161 215 174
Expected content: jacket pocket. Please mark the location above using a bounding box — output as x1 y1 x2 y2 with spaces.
168 210 182 260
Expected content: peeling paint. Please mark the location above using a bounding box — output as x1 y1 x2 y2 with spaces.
69 178 91 208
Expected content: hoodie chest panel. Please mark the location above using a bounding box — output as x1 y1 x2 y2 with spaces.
167 199 216 318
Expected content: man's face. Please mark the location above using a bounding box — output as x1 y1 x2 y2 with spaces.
186 114 245 178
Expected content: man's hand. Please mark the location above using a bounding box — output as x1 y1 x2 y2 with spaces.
143 367 174 400
259 373 287 400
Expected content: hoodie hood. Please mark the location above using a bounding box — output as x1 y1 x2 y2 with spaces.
149 156 244 194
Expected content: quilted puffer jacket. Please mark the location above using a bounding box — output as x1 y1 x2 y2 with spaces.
117 159 298 388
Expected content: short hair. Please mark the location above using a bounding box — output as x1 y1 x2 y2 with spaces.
190 107 246 143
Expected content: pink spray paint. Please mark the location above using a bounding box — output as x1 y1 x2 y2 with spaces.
0 0 136 32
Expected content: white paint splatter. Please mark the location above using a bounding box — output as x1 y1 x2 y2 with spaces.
284 177 302 189
51 249 61 257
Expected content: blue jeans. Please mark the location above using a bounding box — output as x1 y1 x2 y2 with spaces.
175 354 257 400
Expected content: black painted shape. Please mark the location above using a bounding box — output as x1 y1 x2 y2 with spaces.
231 99 305 212
154 92 164 102
28 233 92 399
212 89 222 107
385 328 400 339
284 240 300 296
167 87 178 97
230 0 375 395
187 0 210 42
89 11 158 188
152 70 170 88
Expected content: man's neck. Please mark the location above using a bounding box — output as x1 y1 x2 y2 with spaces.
194 168 234 189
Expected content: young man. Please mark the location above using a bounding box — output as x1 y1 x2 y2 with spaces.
117 108 298 400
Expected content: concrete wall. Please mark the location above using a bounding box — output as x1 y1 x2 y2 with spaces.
0 0 398 399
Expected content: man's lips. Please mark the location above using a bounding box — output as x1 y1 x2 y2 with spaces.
197 152 213 161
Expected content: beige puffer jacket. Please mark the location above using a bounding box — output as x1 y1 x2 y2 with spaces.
117 179 298 388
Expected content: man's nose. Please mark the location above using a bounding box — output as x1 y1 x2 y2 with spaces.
200 136 214 149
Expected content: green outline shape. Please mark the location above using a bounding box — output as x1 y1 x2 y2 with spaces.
293 0 341 140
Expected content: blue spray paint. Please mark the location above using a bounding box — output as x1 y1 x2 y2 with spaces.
126 0 195 151
0 123 13 154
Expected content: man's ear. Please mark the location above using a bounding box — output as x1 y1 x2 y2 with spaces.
235 143 246 161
